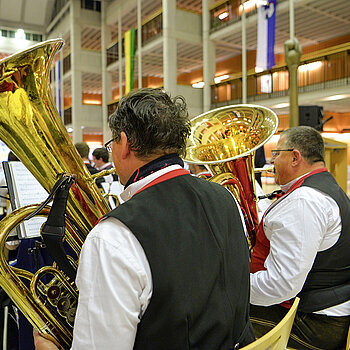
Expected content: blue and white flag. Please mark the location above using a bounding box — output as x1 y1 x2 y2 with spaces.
256 0 276 71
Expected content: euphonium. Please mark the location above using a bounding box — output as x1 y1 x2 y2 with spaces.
0 39 110 348
184 105 278 248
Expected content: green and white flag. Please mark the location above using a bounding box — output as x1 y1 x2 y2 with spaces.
124 28 136 95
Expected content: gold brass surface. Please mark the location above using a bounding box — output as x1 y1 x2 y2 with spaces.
186 105 278 164
184 105 278 248
0 39 111 348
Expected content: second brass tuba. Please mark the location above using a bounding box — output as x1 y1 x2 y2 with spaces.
184 105 278 248
0 39 110 348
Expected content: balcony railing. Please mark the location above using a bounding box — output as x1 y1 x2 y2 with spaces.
64 107 72 125
211 47 350 106
210 0 287 32
81 0 101 12
63 54 71 74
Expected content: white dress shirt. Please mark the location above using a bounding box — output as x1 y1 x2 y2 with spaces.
250 176 350 316
71 164 247 349
96 162 113 171
71 165 182 350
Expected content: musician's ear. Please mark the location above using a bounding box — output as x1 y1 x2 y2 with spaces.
120 132 130 159
291 149 302 165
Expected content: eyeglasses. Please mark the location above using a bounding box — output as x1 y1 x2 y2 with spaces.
104 137 117 152
271 149 294 158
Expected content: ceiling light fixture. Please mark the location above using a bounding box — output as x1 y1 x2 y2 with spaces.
15 29 25 40
218 12 228 20
83 99 101 105
192 81 204 88
323 94 347 101
298 61 322 72
214 74 230 83
273 103 289 109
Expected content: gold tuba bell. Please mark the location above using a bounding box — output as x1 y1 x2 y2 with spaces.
0 39 110 348
184 105 278 248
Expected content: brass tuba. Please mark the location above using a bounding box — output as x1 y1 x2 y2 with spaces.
0 39 110 348
184 105 278 248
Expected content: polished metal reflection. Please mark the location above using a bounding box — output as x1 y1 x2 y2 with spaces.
0 39 111 348
186 105 278 164
185 105 278 248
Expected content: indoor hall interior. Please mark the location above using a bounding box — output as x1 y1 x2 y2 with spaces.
0 0 349 190
0 1 350 349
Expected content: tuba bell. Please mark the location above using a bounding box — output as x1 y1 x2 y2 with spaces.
0 39 110 348
184 105 278 248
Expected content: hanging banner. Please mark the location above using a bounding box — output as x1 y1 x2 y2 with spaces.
124 28 136 95
55 60 61 118
256 0 276 71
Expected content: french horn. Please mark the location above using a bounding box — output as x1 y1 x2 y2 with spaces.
0 39 110 348
184 105 278 248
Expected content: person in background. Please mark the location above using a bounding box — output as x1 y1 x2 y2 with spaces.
188 163 212 178
250 126 350 349
4 151 20 258
74 142 98 175
0 151 20 350
92 147 113 171
34 87 255 350
92 146 118 185
254 145 266 187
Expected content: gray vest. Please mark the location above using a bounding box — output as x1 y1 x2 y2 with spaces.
297 171 350 313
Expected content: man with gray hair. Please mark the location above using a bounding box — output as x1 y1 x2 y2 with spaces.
250 126 350 349
34 88 254 350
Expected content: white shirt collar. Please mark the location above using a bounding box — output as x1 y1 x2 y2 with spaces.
120 164 183 202
280 172 311 193
97 162 112 171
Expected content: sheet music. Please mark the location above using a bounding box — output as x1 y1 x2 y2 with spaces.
6 162 48 239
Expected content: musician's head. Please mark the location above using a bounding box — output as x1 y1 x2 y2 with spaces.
271 126 325 185
92 147 110 168
108 88 191 184
75 142 90 160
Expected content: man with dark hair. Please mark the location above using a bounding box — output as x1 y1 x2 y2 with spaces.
92 147 118 184
34 88 254 349
92 147 112 171
74 142 98 175
250 126 350 349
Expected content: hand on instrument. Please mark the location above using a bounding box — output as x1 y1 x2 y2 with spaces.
33 329 59 350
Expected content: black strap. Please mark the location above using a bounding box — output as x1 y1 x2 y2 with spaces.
40 175 77 281
24 176 70 221
258 189 282 200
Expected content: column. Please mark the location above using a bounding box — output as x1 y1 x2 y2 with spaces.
101 0 113 142
241 1 247 103
60 45 64 121
137 0 142 89
285 0 301 127
118 9 123 98
70 0 83 142
203 0 216 112
162 0 177 94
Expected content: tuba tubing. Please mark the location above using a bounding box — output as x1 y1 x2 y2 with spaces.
184 104 278 249
0 39 111 348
